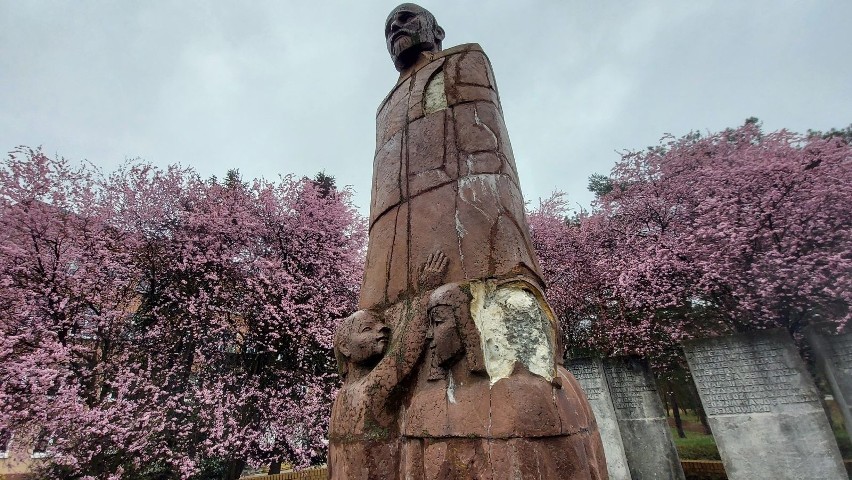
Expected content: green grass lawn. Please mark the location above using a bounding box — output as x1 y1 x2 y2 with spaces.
670 425 852 461
834 426 852 459
670 428 721 461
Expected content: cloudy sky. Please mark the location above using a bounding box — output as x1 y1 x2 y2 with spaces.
2 1 850 214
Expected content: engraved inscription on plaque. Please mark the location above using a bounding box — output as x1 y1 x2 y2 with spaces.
604 359 658 416
813 331 852 443
829 334 852 371
567 359 603 401
686 336 818 416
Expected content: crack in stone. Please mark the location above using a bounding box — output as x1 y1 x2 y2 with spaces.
473 104 499 147
453 189 468 279
383 206 401 304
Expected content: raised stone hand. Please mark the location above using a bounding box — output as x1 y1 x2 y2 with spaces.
418 250 448 290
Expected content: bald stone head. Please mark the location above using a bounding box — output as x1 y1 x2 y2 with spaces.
385 3 445 72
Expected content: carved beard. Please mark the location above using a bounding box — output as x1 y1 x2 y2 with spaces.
391 32 435 70
391 35 414 58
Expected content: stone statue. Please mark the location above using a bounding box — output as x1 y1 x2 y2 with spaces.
329 4 608 478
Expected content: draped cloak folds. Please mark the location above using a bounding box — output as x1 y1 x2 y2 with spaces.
360 43 544 311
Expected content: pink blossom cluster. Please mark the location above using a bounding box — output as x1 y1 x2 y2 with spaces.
530 123 851 363
0 148 366 478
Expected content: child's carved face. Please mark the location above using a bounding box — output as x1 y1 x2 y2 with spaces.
345 312 390 365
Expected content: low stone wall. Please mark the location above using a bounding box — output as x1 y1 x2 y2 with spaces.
680 460 725 479
0 474 33 480
679 459 852 479
245 460 852 480
245 466 328 480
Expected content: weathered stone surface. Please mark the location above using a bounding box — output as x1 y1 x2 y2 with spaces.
408 168 451 198
453 102 499 153
468 281 555 384
364 39 544 302
405 183 462 295
330 305 426 480
684 330 846 480
398 435 605 480
566 358 631 480
331 4 605 478
370 130 404 226
408 58 446 121
386 202 409 304
808 329 852 437
604 356 685 480
408 111 446 175
376 77 411 148
460 151 501 176
456 51 492 87
397 280 606 478
360 205 396 308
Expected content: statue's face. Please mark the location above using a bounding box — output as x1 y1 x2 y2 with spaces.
428 304 463 368
346 312 390 365
385 4 444 72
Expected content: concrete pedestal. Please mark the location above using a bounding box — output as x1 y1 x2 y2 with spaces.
807 330 852 436
566 358 631 480
684 330 846 480
603 357 685 480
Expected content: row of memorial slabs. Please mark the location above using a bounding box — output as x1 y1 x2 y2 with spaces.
566 329 851 480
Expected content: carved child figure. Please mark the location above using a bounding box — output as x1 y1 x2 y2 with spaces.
329 253 448 479
329 309 423 479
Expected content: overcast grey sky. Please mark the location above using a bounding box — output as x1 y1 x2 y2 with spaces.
2 1 850 214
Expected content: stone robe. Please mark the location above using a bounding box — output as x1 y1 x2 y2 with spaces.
399 366 607 479
360 43 543 311
399 281 608 479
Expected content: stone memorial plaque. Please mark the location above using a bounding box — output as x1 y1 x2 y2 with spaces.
603 357 685 480
567 358 631 480
807 330 852 441
684 330 846 480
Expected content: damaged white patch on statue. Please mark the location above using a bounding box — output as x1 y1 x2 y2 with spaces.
473 105 498 143
465 153 475 174
469 281 556 386
458 175 499 219
446 370 457 404
454 209 467 277
454 209 467 238
423 70 447 114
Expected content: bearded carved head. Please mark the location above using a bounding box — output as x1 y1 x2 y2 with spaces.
385 3 445 72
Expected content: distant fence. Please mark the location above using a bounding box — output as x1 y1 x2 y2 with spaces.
246 460 852 480
245 466 327 480
681 460 726 479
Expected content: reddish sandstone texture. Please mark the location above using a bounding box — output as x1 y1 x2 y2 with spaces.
361 42 543 311
329 4 607 479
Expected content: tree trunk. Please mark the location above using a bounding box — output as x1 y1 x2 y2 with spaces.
684 374 713 435
268 461 282 474
224 459 246 480
696 404 712 435
669 382 686 438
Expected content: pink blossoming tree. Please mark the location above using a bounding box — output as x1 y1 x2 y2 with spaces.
530 121 852 362
0 148 365 479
